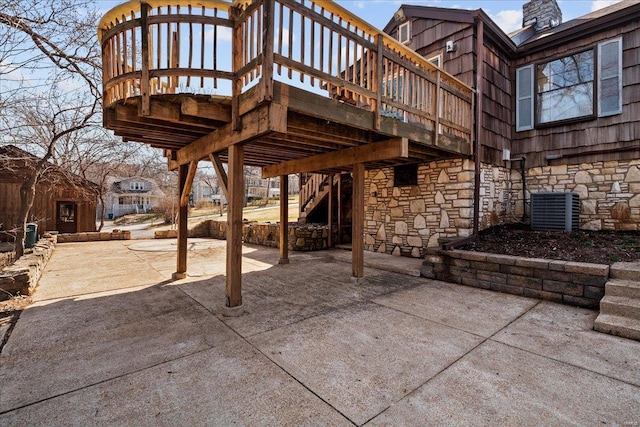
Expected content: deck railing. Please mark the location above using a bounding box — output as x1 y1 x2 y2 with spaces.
99 0 473 144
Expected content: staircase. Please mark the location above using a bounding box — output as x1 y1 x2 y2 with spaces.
299 174 334 223
594 263 640 341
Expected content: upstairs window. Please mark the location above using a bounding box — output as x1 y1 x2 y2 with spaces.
516 37 622 131
129 182 144 190
398 21 411 45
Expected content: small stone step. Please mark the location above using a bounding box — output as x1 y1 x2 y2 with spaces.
594 313 640 341
600 295 640 320
609 262 640 281
605 279 640 299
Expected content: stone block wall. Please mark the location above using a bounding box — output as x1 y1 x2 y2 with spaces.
422 248 609 309
188 220 329 251
0 235 56 299
364 159 508 258
57 230 131 243
511 160 640 231
1 251 15 270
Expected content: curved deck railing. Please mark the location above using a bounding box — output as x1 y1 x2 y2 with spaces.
99 0 473 145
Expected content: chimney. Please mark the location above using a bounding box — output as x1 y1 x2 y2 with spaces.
522 0 562 31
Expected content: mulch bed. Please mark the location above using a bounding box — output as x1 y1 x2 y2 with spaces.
459 224 640 265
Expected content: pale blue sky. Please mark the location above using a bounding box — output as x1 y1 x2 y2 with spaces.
93 0 624 34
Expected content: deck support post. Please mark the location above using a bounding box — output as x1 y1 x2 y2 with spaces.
352 163 365 282
225 144 244 311
328 173 334 248
279 175 289 264
173 163 189 280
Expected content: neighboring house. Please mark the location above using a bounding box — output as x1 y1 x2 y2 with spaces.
301 0 640 257
100 176 165 219
0 145 98 234
246 167 280 200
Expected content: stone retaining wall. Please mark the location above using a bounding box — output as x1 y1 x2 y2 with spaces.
1 251 15 270
422 248 609 309
57 230 131 243
0 235 57 299
158 220 329 251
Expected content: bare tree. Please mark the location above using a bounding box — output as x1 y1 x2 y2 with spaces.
0 0 101 257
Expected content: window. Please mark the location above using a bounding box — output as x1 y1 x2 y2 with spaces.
516 38 622 131
398 21 411 45
537 50 594 123
428 54 442 68
129 182 144 190
394 164 418 187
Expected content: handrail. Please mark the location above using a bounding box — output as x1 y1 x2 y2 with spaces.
98 0 474 146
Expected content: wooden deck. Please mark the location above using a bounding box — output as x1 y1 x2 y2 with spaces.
98 0 474 308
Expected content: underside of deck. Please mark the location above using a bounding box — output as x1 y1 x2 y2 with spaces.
105 81 470 176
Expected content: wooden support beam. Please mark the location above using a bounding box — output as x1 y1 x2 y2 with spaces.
180 161 197 207
352 163 365 281
139 3 150 116
279 175 289 264
262 137 408 178
209 153 229 200
328 173 334 248
181 97 232 122
173 163 189 280
169 102 287 170
225 144 244 309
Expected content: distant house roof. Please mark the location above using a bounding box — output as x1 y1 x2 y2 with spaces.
0 145 98 194
108 175 166 197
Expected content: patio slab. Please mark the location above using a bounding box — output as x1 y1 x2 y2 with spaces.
249 302 483 426
373 280 538 337
1 240 639 425
365 340 640 426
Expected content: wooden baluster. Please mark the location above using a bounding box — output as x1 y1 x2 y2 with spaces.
300 4 305 82
140 3 150 115
213 7 218 89
277 2 283 75
309 3 315 86
200 6 205 88
287 6 293 79
187 5 193 87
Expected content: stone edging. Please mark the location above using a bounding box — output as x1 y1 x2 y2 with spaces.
57 231 131 243
421 248 609 309
0 235 57 299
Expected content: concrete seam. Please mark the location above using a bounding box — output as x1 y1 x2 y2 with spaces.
362 299 544 424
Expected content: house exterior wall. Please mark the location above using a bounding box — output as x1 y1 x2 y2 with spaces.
511 24 640 167
0 181 97 233
364 159 509 257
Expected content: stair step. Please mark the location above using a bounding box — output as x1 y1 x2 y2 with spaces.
609 262 640 280
594 313 640 341
600 295 640 320
606 279 640 299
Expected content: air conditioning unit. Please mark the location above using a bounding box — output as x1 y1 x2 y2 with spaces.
530 192 580 231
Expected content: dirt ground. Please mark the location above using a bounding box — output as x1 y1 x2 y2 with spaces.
460 224 640 265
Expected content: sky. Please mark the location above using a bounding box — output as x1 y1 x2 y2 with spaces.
92 0 625 35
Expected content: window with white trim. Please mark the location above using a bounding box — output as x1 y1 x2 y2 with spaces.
398 21 411 45
129 181 145 190
428 54 442 68
516 37 622 131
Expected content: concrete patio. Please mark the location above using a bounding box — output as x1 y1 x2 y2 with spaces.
0 239 638 425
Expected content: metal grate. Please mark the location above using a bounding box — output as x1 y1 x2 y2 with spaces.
530 192 580 231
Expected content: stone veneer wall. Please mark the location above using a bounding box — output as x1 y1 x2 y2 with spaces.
0 235 57 299
512 160 640 231
364 159 509 258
